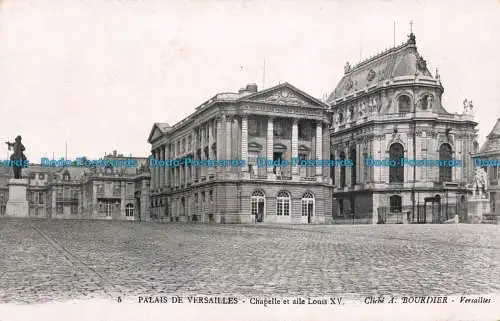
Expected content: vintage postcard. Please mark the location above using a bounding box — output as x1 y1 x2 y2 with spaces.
0 0 499 320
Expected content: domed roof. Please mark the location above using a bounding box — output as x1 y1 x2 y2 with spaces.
327 33 436 103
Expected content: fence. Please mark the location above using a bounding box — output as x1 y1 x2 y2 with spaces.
378 204 462 224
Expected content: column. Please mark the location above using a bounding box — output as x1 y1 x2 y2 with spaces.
356 143 361 185
226 117 232 172
192 129 197 181
166 145 170 188
208 120 215 176
266 117 274 174
315 121 323 176
455 141 462 181
216 116 224 178
160 146 165 189
291 119 298 175
241 116 249 172
153 149 159 190
373 137 382 183
334 150 340 188
200 124 206 178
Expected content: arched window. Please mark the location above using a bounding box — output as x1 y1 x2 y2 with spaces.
340 151 346 187
398 95 411 113
301 192 314 217
390 195 402 212
339 113 344 124
125 203 134 217
350 147 357 186
276 191 291 216
389 143 404 183
251 190 266 222
439 143 453 182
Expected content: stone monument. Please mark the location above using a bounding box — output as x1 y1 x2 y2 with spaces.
5 135 29 217
468 167 490 223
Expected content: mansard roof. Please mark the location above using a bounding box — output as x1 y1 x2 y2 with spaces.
479 118 500 154
327 33 438 103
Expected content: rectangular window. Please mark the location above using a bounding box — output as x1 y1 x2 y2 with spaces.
71 204 78 214
113 182 121 196
56 204 63 214
491 192 496 213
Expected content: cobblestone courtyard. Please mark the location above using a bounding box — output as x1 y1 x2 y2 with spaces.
0 218 499 304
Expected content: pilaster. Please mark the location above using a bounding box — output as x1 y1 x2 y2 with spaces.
291 118 298 175
315 122 323 177
266 117 275 177
241 115 249 172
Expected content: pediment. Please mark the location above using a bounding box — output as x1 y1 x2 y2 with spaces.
148 126 163 143
298 144 310 151
241 83 327 108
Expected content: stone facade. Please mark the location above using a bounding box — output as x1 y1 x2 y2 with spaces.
327 33 479 224
474 118 500 217
148 83 333 224
0 151 150 221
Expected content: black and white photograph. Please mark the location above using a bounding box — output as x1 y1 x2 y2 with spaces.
0 0 499 320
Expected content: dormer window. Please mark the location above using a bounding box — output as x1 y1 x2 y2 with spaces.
63 173 70 181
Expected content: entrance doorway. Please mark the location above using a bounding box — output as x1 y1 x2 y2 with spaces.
301 192 315 224
251 190 266 223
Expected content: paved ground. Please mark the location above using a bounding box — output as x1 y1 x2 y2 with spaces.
0 218 499 304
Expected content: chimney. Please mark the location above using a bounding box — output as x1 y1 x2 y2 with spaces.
246 83 258 93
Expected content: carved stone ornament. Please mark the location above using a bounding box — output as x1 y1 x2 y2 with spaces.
367 69 376 81
416 56 427 71
254 88 310 106
344 78 353 90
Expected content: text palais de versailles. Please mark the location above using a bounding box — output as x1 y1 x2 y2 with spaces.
147 32 480 225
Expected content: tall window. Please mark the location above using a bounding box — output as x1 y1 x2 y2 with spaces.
276 191 291 216
301 192 314 217
439 143 452 182
125 203 134 217
363 152 369 182
350 147 357 186
389 143 404 183
491 192 496 213
390 195 402 212
398 95 411 113
251 190 265 220
340 152 346 187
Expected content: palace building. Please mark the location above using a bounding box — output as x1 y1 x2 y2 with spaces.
147 83 333 224
327 33 479 224
0 151 150 220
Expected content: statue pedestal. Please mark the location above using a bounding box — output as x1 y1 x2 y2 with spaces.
6 179 29 217
467 196 490 224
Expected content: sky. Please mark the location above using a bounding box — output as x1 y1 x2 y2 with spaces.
0 0 499 162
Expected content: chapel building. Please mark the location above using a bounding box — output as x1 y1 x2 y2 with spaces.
327 33 479 224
